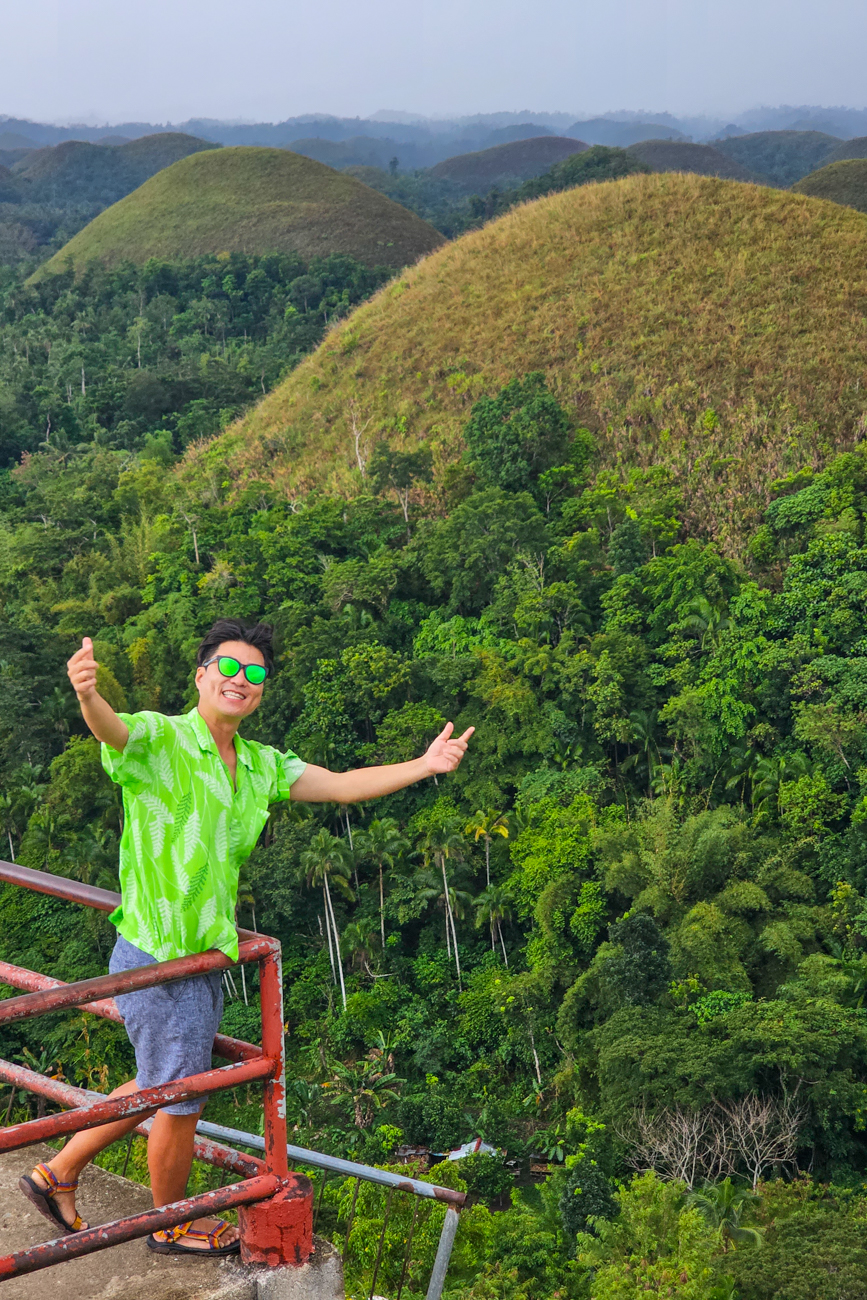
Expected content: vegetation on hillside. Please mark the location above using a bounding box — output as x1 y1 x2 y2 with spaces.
792 158 867 214
826 134 867 164
193 172 867 552
34 148 444 278
625 140 761 182
12 133 218 205
713 130 840 186
427 137 589 190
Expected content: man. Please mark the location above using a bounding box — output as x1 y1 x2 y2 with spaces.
19 619 473 1256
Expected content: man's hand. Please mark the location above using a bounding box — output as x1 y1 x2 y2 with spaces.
423 722 475 776
67 637 129 752
67 637 99 702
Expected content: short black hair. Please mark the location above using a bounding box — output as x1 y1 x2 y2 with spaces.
196 619 275 675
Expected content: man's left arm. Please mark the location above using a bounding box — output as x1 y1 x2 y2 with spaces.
289 722 474 803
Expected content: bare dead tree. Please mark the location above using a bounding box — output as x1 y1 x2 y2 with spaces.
348 400 371 479
620 1094 804 1190
716 1093 804 1190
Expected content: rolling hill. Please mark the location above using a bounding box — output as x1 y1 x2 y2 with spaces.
713 130 840 186
428 137 589 190
12 133 217 206
565 119 686 146
626 141 761 182
184 172 867 552
825 135 867 163
792 159 867 214
34 147 445 277
288 136 399 170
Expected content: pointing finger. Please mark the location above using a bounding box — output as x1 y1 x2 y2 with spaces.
457 727 475 743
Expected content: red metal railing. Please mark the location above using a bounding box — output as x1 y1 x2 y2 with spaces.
0 860 313 1282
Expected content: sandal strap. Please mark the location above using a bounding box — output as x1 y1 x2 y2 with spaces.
158 1220 192 1243
33 1163 79 1196
186 1220 230 1248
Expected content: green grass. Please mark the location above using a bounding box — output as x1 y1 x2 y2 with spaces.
34 147 444 278
713 130 840 186
428 137 589 190
185 172 867 553
792 158 867 213
626 141 762 182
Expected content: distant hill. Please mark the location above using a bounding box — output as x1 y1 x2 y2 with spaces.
288 136 397 170
34 147 445 278
429 137 589 190
825 136 867 163
713 131 840 186
185 172 867 551
626 141 761 182
0 132 38 150
12 133 218 206
566 119 687 146
792 158 867 214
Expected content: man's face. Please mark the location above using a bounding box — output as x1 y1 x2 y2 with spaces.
195 640 266 724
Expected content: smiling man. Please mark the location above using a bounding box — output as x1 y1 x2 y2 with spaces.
19 619 473 1257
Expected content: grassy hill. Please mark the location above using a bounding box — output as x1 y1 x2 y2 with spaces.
12 132 217 206
185 172 867 552
34 147 445 278
626 141 761 182
792 158 867 214
825 135 867 163
428 137 589 190
713 131 840 186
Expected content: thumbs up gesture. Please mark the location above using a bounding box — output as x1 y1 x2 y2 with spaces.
67 637 99 703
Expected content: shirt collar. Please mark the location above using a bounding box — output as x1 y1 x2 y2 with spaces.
186 707 253 768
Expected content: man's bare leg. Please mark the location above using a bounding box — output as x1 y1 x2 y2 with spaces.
32 1080 152 1230
148 1106 239 1248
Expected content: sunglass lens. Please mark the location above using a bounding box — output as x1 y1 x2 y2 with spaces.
217 657 242 677
245 664 267 685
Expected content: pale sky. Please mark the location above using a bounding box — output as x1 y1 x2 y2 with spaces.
3 0 865 125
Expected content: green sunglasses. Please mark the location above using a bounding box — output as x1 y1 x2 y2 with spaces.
202 655 269 685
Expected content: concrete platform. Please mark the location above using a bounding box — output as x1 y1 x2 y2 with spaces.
0 1144 341 1300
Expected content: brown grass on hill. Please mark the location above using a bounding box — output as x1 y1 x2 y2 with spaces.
183 172 867 553
429 137 589 188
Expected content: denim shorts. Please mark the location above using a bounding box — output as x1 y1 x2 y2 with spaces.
109 933 224 1116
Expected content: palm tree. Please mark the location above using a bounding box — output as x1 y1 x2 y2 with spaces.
686 1178 763 1252
464 809 508 887
300 828 355 1009
419 818 468 989
355 817 409 955
342 915 379 976
474 884 512 965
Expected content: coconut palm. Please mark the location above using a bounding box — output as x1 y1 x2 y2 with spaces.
686 1178 763 1252
465 808 508 887
474 884 512 965
354 816 409 955
300 828 355 1009
419 818 468 989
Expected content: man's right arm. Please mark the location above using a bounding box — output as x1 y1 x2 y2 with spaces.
67 637 129 753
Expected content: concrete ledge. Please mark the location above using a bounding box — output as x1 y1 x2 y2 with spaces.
0 1144 344 1299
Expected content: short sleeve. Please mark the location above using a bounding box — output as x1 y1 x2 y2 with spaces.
101 711 169 793
269 746 307 803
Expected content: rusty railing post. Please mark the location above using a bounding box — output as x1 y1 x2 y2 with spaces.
258 945 289 1179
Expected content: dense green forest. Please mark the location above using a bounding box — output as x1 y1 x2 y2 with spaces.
4 244 867 1298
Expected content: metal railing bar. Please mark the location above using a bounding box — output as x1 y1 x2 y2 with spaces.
0 861 262 943
314 1170 327 1230
0 1055 276 1154
195 1121 467 1205
345 1174 362 1243
0 939 275 1027
0 957 261 1063
0 1172 281 1280
425 1205 461 1300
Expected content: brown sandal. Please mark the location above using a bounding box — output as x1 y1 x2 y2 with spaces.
147 1219 240 1256
19 1162 86 1234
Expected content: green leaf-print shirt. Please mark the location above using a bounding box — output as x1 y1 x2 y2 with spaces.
101 707 306 962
